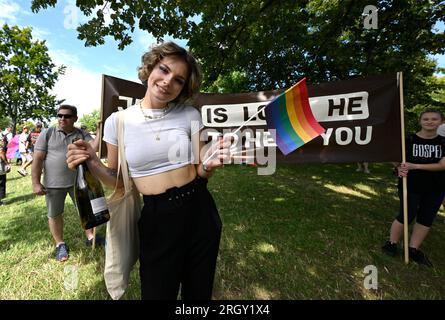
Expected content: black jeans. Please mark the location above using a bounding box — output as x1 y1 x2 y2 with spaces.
0 174 6 199
139 177 222 300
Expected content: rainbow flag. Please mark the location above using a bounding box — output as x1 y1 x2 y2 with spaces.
265 78 325 155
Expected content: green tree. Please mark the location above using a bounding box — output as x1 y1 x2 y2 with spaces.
0 117 12 130
206 70 251 93
79 109 100 133
406 75 445 132
31 1 444 117
0 24 65 135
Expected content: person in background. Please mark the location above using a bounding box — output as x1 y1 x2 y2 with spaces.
382 110 445 267
32 105 104 262
19 123 43 176
356 162 371 174
66 42 230 300
17 126 32 176
0 132 9 205
2 126 13 143
0 127 7 153
2 127 13 163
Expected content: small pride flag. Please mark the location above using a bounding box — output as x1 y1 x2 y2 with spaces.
265 78 325 155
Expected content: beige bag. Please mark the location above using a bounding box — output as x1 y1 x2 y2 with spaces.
104 110 141 300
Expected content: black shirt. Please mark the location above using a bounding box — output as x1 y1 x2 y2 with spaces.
399 134 445 193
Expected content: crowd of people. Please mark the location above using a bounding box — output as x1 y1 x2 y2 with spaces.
1 41 444 299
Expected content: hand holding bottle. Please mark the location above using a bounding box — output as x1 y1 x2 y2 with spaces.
66 139 97 170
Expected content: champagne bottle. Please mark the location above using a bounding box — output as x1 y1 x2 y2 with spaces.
73 139 110 229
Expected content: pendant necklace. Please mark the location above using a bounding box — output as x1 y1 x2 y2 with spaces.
140 99 168 141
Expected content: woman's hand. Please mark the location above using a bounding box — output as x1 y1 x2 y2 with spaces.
397 162 417 177
66 139 97 170
201 135 232 171
401 162 418 171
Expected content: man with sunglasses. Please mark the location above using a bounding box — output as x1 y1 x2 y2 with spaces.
32 105 104 262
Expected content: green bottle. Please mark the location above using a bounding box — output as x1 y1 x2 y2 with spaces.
73 139 110 229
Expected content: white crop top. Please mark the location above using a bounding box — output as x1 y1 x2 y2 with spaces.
103 104 204 178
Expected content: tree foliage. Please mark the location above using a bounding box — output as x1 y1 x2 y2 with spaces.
79 109 100 133
31 0 444 127
0 116 12 130
0 24 65 134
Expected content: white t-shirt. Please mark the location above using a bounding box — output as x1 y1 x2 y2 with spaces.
2 130 12 143
103 104 204 178
19 132 28 153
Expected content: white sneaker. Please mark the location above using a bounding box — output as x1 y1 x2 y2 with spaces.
18 169 27 177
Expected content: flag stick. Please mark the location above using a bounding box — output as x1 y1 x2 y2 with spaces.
202 106 267 165
398 72 409 264
230 146 264 155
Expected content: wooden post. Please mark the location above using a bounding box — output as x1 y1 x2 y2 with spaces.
398 72 409 264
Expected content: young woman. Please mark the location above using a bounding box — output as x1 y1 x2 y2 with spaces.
66 42 231 299
382 110 445 267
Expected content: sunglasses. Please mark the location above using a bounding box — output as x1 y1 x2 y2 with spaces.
57 114 74 119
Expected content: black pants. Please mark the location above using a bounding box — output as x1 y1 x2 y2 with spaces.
396 189 445 227
139 177 222 300
0 174 6 199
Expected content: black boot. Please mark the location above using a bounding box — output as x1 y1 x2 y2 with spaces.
409 247 433 267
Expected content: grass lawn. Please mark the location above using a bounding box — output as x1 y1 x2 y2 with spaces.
0 162 444 299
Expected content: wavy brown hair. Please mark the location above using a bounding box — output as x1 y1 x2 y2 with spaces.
138 41 202 104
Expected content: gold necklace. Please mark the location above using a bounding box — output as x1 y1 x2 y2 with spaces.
139 99 168 120
139 100 168 141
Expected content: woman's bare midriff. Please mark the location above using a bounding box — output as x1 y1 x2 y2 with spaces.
133 164 197 195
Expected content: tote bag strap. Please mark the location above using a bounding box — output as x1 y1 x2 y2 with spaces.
115 111 131 193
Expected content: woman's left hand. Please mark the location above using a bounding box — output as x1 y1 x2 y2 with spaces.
201 135 232 170
398 162 418 176
400 162 417 172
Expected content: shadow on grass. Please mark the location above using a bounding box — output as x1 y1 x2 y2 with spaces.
0 202 49 251
210 163 445 299
3 192 36 204
1 163 444 299
4 176 25 183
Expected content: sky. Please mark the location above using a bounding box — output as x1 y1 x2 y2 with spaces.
1 0 444 118
0 0 187 118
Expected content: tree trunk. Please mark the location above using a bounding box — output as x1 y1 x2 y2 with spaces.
11 118 17 136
